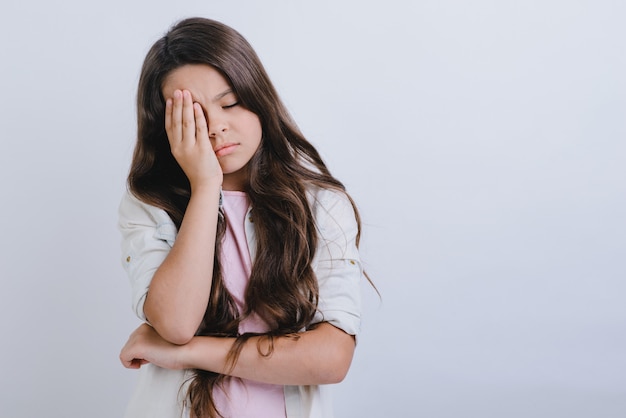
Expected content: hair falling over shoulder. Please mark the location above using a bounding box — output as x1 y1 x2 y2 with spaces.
129 17 365 418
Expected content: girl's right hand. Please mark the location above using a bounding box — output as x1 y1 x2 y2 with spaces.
120 323 186 370
165 89 223 190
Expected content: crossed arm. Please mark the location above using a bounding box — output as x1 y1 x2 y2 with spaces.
120 321 355 385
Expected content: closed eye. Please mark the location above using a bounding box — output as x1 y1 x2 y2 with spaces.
222 102 239 109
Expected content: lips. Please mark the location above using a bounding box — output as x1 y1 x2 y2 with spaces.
214 143 238 157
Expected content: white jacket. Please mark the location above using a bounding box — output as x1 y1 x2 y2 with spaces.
118 186 363 418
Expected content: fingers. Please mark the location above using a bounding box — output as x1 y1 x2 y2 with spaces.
129 359 150 369
193 102 210 148
120 342 139 369
121 357 149 369
165 90 196 147
164 90 180 146
162 89 222 187
120 325 153 369
165 98 172 133
120 349 139 369
181 90 196 143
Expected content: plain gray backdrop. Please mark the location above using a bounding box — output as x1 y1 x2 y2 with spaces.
1 1 624 417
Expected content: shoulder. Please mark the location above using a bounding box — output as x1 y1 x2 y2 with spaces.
306 185 354 212
305 185 358 235
118 190 175 230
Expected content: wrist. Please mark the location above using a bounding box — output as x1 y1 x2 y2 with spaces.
190 177 222 194
189 180 223 202
181 336 232 373
178 337 197 370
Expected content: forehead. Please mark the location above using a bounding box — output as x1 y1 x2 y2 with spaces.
161 64 232 98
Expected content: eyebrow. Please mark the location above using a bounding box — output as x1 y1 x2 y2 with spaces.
213 89 235 101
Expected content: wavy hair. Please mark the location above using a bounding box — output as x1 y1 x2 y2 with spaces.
128 17 362 418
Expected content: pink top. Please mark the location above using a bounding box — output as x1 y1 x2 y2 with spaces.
213 191 286 418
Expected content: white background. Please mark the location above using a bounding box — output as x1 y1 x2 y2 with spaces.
1 1 625 417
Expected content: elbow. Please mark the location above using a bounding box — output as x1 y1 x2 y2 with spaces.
156 320 197 345
143 303 200 345
319 370 348 385
145 314 198 345
320 355 352 384
309 323 356 384
317 340 355 384
162 329 195 346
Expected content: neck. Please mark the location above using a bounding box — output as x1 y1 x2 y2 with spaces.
222 169 248 191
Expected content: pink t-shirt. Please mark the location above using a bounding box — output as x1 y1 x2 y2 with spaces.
213 191 286 418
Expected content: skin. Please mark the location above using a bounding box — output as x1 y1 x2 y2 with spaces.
120 64 355 385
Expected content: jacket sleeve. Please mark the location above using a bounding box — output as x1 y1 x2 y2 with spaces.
310 189 363 338
117 191 178 321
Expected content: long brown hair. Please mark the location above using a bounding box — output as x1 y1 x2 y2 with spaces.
129 17 362 418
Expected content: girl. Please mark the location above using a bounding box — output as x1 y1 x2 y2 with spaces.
118 17 365 418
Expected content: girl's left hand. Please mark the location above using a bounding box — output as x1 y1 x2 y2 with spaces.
120 323 186 370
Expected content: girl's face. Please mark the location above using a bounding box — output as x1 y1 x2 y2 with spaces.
162 64 262 191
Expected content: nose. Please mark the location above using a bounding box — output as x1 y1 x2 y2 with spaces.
208 114 228 138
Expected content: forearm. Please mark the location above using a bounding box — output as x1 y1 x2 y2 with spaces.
144 183 221 344
182 322 355 385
